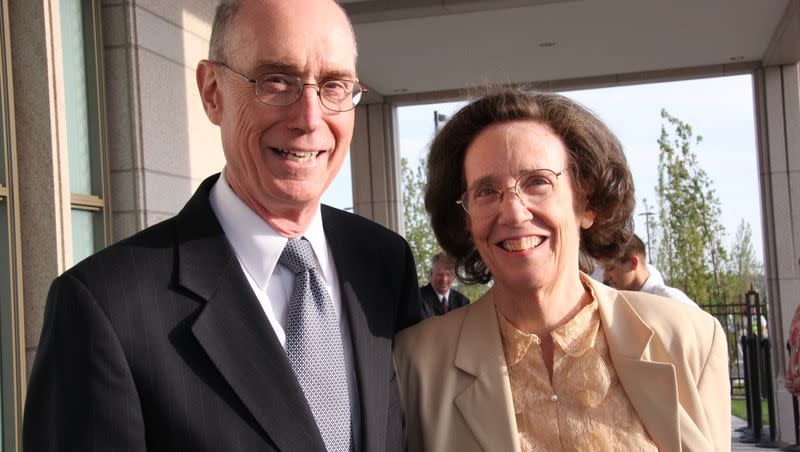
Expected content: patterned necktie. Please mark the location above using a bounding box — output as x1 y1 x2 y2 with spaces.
280 238 352 452
441 295 449 313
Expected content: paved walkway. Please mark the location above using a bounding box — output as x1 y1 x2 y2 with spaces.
731 415 796 451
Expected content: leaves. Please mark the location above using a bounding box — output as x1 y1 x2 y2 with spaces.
651 110 761 305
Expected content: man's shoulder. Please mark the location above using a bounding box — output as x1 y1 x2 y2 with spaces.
321 205 410 259
65 216 179 282
321 205 403 240
649 282 697 307
396 303 470 358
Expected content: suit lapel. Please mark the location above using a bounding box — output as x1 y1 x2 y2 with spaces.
592 280 680 451
176 175 325 451
322 206 393 452
453 293 521 452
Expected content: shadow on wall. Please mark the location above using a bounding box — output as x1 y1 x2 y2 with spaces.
103 2 223 243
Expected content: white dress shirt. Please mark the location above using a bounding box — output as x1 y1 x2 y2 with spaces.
643 264 698 307
209 169 361 445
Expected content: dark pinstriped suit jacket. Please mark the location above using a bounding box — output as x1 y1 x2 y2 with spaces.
23 174 423 451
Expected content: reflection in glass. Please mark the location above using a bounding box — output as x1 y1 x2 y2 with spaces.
71 209 102 265
60 0 92 196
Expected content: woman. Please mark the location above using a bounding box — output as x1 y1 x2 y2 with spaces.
394 90 730 451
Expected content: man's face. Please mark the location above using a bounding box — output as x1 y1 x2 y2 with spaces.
602 258 637 290
430 262 455 295
204 0 357 223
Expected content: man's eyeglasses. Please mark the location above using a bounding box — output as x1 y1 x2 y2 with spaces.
213 61 367 112
456 168 567 217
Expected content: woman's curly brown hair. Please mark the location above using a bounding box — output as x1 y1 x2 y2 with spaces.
424 88 635 284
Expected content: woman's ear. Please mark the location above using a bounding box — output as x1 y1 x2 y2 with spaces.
580 208 596 229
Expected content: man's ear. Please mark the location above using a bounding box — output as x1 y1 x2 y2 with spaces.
629 255 640 271
196 60 223 125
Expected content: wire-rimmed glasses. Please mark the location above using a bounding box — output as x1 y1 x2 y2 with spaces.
456 168 566 217
213 61 367 112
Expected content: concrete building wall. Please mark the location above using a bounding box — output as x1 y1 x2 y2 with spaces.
757 63 800 441
101 0 222 241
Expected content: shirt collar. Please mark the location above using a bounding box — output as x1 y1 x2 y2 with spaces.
209 169 331 290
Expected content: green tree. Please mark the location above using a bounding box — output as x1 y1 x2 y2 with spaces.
652 109 728 304
402 156 439 281
724 219 763 300
401 156 488 302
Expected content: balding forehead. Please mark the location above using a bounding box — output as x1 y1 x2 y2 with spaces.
238 0 357 61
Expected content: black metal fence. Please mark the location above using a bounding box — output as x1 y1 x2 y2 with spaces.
705 287 778 445
704 293 760 396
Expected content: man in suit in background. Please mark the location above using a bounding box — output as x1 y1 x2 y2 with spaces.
23 0 422 450
602 234 698 308
420 252 470 318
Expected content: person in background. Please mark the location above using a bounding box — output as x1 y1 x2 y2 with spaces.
420 252 470 318
23 1 422 450
602 234 698 307
394 89 730 451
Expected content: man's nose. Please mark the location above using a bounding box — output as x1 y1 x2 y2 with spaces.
288 85 323 132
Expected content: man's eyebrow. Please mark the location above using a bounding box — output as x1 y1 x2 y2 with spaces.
251 60 357 80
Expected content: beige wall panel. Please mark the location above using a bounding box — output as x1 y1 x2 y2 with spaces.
145 212 174 228
785 65 800 171
135 6 208 68
367 104 388 204
769 172 797 276
351 106 374 218
136 50 222 183
138 50 193 175
779 278 800 335
101 3 129 47
135 0 215 41
765 67 788 173
141 171 198 216
104 47 137 172
110 170 139 212
112 212 141 241
790 168 800 268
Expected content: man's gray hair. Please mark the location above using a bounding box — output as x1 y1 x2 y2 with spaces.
208 0 243 61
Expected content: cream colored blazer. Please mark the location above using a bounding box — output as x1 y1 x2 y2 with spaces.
394 277 731 452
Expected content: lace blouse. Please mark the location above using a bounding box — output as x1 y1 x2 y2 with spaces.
496 285 658 451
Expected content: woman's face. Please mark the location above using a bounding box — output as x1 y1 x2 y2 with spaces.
463 120 595 292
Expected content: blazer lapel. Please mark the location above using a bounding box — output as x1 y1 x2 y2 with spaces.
322 206 393 452
592 280 680 451
176 176 325 451
453 293 521 452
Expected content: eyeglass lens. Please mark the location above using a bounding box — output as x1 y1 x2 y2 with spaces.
254 74 362 111
462 169 560 216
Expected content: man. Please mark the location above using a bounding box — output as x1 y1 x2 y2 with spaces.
420 252 469 318
603 234 698 307
23 0 422 450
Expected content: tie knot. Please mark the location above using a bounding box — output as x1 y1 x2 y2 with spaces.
279 238 316 274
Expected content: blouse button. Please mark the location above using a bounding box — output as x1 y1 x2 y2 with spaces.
551 394 558 402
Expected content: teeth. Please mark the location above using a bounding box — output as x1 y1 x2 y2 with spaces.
276 148 320 162
501 236 544 251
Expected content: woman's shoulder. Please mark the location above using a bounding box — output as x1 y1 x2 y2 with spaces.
615 289 724 357
396 302 472 357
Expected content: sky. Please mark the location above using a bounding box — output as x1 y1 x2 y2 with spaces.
323 74 765 262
